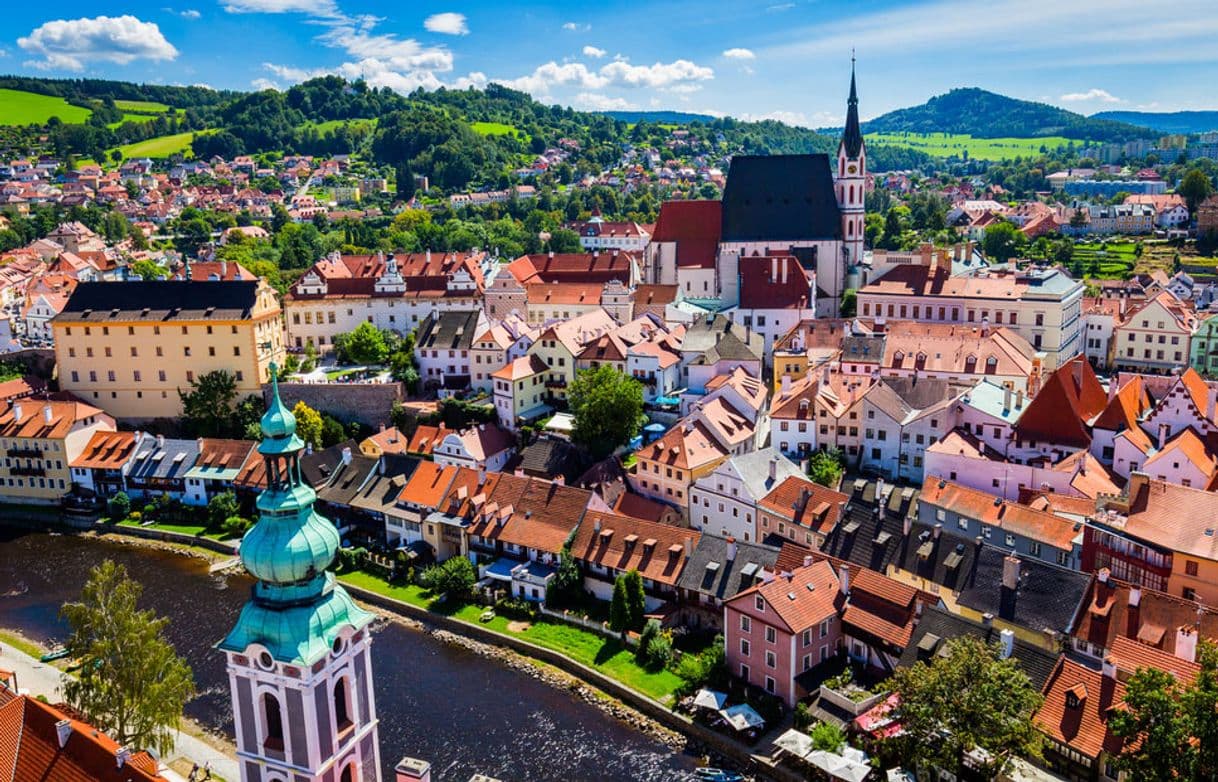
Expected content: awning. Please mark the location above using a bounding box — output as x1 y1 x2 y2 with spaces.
693 688 728 711
719 703 765 732
805 750 873 782
773 728 814 758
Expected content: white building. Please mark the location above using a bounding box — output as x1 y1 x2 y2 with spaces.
688 448 804 543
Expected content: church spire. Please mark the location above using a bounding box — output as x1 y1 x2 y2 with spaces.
841 53 863 159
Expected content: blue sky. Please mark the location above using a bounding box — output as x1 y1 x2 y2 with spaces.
5 0 1218 126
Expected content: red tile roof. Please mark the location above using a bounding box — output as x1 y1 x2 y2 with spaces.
649 200 721 269
1016 356 1107 448
729 560 843 634
571 511 700 587
757 475 848 535
738 256 812 310
69 430 136 470
1035 657 1126 761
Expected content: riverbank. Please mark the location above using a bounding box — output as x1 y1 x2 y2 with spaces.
0 626 240 782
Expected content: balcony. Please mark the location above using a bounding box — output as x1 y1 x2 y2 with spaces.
10 466 46 477
7 448 42 460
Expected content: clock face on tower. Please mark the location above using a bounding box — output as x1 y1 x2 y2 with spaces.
847 164 857 174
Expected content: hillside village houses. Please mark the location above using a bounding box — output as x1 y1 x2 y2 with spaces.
12 68 1218 782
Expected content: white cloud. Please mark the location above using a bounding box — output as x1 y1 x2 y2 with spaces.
18 15 178 71
222 0 338 14
738 109 843 128
722 48 755 60
1059 88 1123 103
180 9 201 19
424 12 468 35
582 45 607 59
251 77 280 90
0 49 8 58
452 72 488 89
767 2 795 10
662 84 703 94
500 58 713 96
574 93 636 111
562 21 591 32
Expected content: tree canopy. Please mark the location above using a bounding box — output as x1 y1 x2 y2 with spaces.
61 560 195 756
884 636 1043 776
568 364 645 459
179 370 239 438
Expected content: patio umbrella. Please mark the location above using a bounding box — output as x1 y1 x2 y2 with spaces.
772 728 814 759
693 688 728 711
806 750 873 782
718 703 766 732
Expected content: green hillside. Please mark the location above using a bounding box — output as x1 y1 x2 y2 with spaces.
113 132 197 159
866 131 1073 161
0 88 92 125
861 88 1151 142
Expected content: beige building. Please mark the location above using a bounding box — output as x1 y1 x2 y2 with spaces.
0 399 115 503
53 280 284 420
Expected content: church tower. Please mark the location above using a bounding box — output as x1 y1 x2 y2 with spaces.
221 370 382 782
836 57 866 290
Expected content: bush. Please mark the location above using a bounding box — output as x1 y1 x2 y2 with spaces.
222 515 252 537
675 635 727 694
128 511 142 522
107 492 131 521
643 632 673 672
420 557 476 601
810 721 846 753
496 597 537 620
636 619 660 662
207 491 239 530
336 547 367 574
795 702 814 730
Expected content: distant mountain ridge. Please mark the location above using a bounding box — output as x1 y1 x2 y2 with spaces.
857 87 1153 142
1092 110 1218 135
598 110 719 124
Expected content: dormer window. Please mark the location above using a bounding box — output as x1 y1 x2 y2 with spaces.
1064 682 1087 710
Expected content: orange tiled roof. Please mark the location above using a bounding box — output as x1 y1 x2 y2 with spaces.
571 511 700 587
398 460 457 509
1016 356 1107 448
921 476 1082 550
757 475 848 535
0 400 105 441
1035 657 1126 761
730 560 843 634
69 430 136 470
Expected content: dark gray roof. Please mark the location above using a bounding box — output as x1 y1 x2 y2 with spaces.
417 310 481 352
897 521 1089 636
819 479 918 573
898 606 1058 691
350 453 422 514
128 437 200 481
301 439 360 488
841 66 863 159
721 155 842 242
54 280 260 322
512 437 587 483
677 534 781 603
317 453 379 507
680 314 762 364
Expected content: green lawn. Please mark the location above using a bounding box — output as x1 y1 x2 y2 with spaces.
0 629 45 659
113 99 171 113
0 88 91 125
471 121 531 141
117 518 229 540
339 570 683 701
866 131 1073 161
305 118 377 133
111 132 197 160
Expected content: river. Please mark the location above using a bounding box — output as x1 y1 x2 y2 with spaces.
0 529 702 781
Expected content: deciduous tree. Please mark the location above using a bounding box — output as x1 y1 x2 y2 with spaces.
568 365 645 459
179 370 238 438
61 561 195 756
292 401 324 448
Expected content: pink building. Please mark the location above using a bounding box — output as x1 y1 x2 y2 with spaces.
724 559 843 707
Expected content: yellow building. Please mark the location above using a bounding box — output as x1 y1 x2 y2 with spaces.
52 280 285 420
492 354 549 431
525 308 617 403
0 399 115 504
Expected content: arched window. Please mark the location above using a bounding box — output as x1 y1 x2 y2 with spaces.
848 185 854 202
340 764 356 782
262 693 284 751
334 678 353 733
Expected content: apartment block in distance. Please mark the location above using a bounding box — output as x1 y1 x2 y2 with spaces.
53 280 285 420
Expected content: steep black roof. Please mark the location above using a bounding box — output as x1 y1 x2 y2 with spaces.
677 534 781 603
841 64 864 159
899 606 1058 690
720 155 842 242
417 310 481 351
55 280 261 322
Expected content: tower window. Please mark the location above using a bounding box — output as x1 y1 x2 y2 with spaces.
334 677 354 734
262 693 284 752
340 765 356 782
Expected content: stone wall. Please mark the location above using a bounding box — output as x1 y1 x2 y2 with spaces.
266 382 406 428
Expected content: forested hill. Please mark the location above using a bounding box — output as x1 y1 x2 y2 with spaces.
858 88 1153 141
0 74 929 191
1092 110 1218 135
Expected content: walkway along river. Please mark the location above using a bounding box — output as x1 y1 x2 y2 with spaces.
0 529 701 781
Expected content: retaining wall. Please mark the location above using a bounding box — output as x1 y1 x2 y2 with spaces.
95 523 240 555
266 382 405 428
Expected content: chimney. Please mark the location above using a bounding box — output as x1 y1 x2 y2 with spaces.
781 374 792 398
1002 554 1021 591
115 747 131 769
1107 379 1118 402
55 719 71 748
999 628 1015 659
980 316 990 338
1016 388 1024 409
1129 587 1142 607
1157 423 1169 450
933 522 942 539
684 536 693 557
781 258 789 285
838 563 850 596
43 405 52 424
593 517 602 533
11 403 20 422
1209 388 1218 423
1102 656 1117 681
768 458 778 483
1177 625 1199 663
725 536 737 562
342 447 353 465
1003 385 1012 411
395 757 432 782
822 365 830 385
156 433 165 450
803 555 813 568
771 256 778 283
1097 567 1110 584
981 612 994 628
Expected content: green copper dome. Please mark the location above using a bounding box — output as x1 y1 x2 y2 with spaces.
219 573 373 666
259 367 302 448
239 506 338 585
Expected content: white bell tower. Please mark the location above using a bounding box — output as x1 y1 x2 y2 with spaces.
835 55 866 298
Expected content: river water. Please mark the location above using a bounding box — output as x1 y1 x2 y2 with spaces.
0 530 701 781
